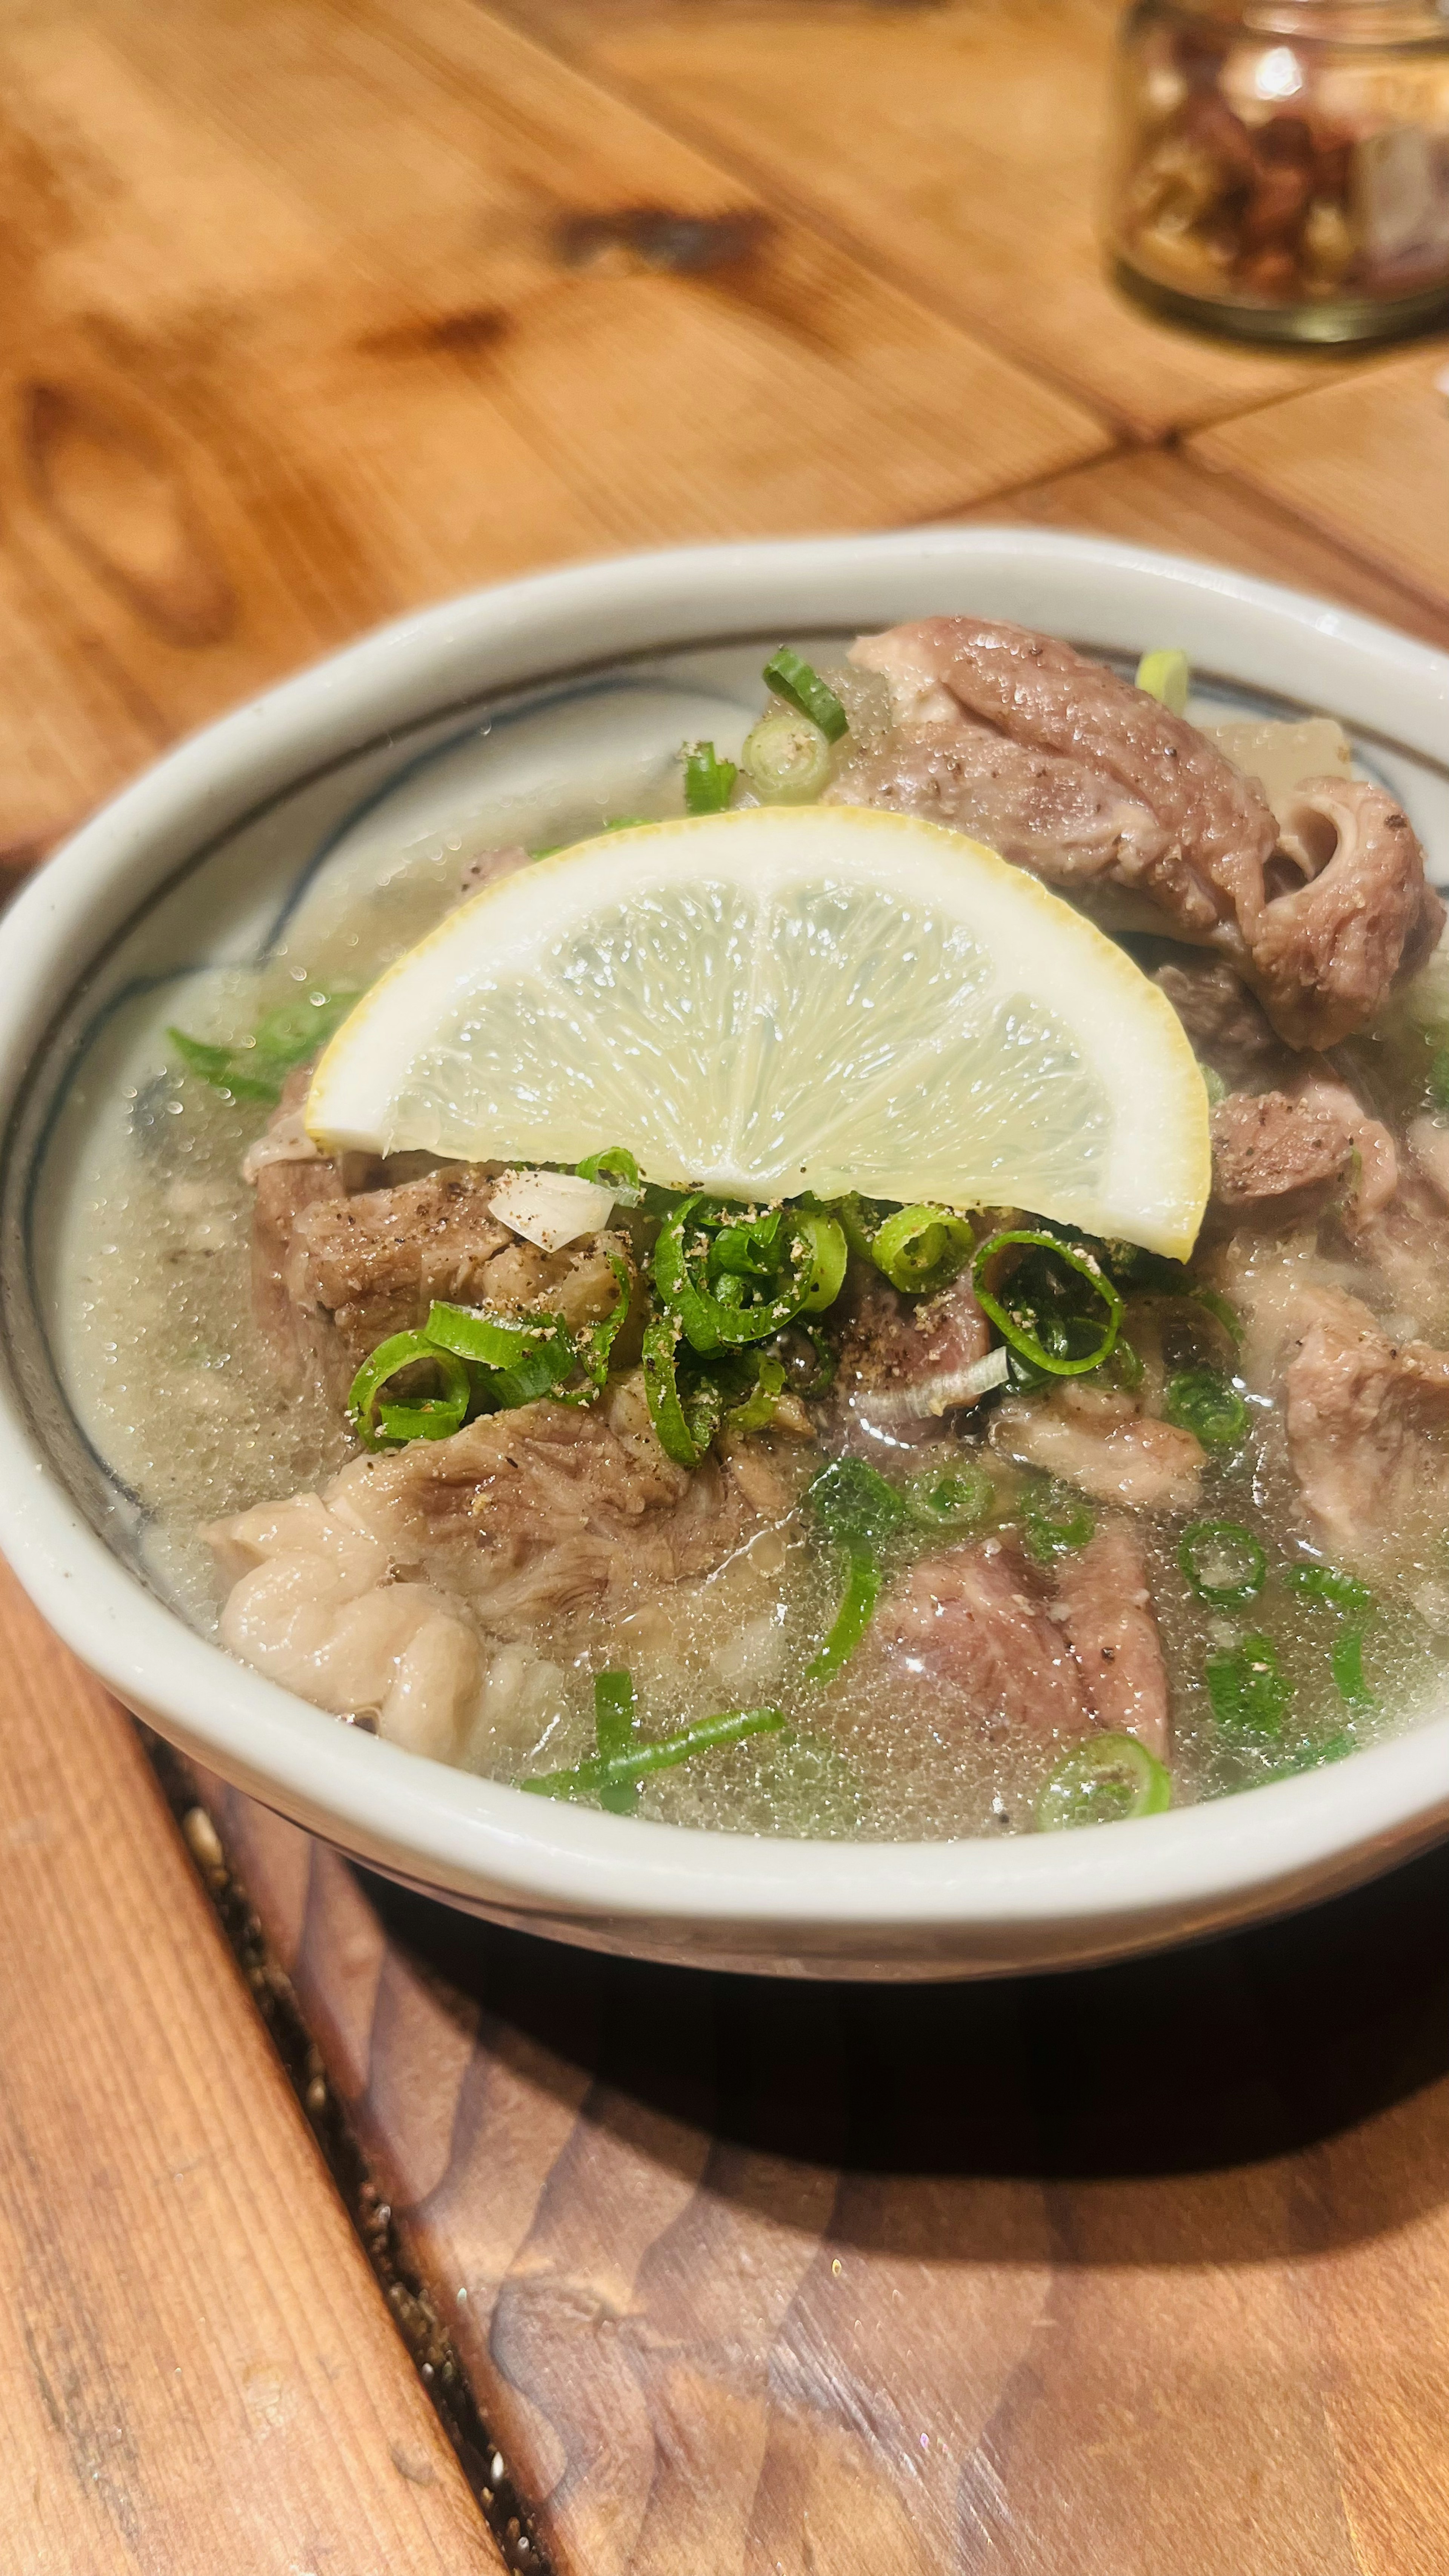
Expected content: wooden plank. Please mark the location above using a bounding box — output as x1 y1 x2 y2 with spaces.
0 1557 501 2574
197 1767 1449 2576
956 444 1449 652
495 0 1347 443
0 0 1106 810
1190 344 1449 623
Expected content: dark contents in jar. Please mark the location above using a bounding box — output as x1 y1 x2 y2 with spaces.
1115 10 1449 315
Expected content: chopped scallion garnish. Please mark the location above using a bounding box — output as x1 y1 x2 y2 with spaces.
1283 1562 1374 1619
1021 1482 1094 1563
681 740 738 815
1205 1633 1290 1738
1178 1519 1266 1607
521 1703 786 1804
903 1463 992 1533
871 1204 975 1297
347 1330 471 1450
1164 1366 1248 1448
575 1143 641 1206
972 1230 1122 1379
168 986 360 1107
761 646 849 743
1037 1732 1172 1831
740 709 832 804
805 1459 905 1681
1134 648 1191 716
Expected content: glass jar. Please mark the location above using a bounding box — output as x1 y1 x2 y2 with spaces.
1108 1 1449 341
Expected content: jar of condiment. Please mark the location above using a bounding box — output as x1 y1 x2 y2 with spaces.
1108 1 1449 340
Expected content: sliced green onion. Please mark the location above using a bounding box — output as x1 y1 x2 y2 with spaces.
740 709 831 804
573 1251 634 1393
1200 1064 1229 1107
167 1030 280 1106
808 1456 906 1557
348 1331 471 1451
794 1211 848 1312
831 1192 884 1264
653 1197 724 1353
1135 648 1191 716
521 1705 786 1803
1178 1520 1266 1607
1331 1626 1375 1711
1164 1366 1248 1448
656 1198 843 1354
425 1301 578 1407
1022 1483 1095 1563
603 815 650 832
1037 1732 1172 1831
1429 1048 1449 1112
871 1204 975 1296
709 1206 785 1282
805 1458 906 1682
1205 1633 1290 1738
642 1312 717 1467
806 1553 881 1684
1109 1335 1145 1392
761 646 849 743
1191 1284 1244 1348
972 1230 1122 1378
1269 1730 1355 1778
903 1463 992 1533
593 1669 640 1813
724 1353 786 1435
1284 1562 1374 1619
575 1144 641 1205
169 986 360 1106
681 740 738 815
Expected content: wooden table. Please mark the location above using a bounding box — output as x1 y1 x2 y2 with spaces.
5 3 1449 2567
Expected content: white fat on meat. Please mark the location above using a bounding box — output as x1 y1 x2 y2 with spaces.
989 1380 1205 1513
207 1489 480 1762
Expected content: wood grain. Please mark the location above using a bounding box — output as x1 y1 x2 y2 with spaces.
958 444 1449 649
1190 344 1449 624
0 1558 500 2574
497 0 1348 442
196 1768 1449 2576
0 0 1104 858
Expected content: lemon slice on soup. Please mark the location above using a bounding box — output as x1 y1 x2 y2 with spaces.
306 806 1210 1257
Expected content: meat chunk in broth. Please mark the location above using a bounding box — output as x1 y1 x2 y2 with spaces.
879 1539 1091 1740
1209 1081 1397 1226
831 617 1443 1047
1284 1290 1449 1577
1054 1523 1170 1760
207 1375 786 1741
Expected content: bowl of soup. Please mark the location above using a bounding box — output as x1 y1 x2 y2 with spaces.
5 528 1449 1979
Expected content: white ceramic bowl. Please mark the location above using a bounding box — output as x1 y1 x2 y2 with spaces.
5 529 1449 1981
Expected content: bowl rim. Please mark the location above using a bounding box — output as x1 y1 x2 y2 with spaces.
5 522 1449 1950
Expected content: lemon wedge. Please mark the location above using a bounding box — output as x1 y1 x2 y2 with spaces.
306 807 1210 1256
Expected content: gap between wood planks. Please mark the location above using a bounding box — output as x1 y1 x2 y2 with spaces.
143 1730 557 2576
